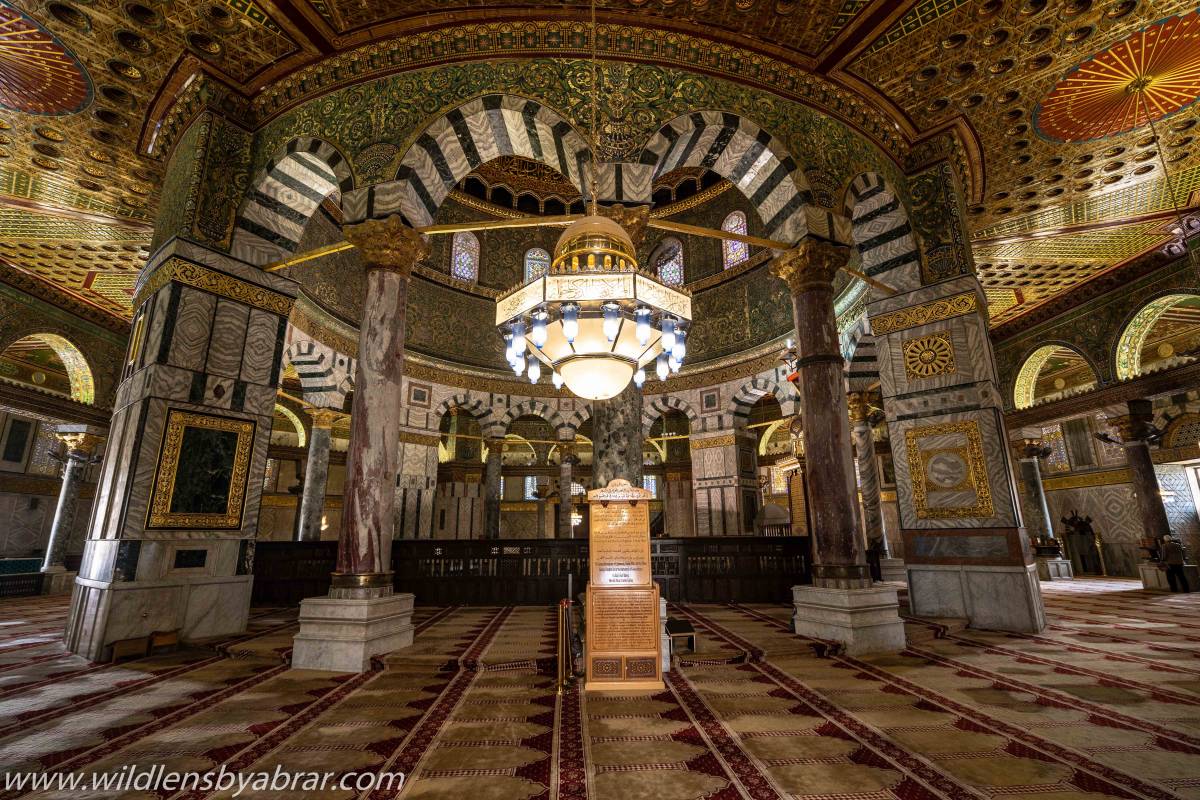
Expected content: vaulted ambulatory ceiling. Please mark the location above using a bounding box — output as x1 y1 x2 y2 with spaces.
1 0 1198 334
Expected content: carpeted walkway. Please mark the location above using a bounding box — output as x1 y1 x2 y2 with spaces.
0 580 1197 799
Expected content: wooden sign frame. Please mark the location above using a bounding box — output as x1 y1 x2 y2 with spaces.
584 479 663 692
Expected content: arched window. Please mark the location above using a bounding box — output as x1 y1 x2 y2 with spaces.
722 211 749 270
524 247 550 281
652 237 684 286
450 232 480 282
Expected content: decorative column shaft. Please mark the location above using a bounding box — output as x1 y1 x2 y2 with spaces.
1110 399 1171 542
43 426 104 573
333 216 428 596
296 408 340 542
1013 433 1054 542
592 381 644 489
558 445 576 538
848 392 888 558
773 239 869 588
483 438 503 539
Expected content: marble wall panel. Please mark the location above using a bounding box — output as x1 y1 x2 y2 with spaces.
206 299 252 379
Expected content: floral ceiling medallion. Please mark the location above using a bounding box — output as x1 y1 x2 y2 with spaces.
1034 10 1200 142
0 4 92 115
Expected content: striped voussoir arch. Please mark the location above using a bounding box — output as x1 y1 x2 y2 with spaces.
639 111 824 245
727 374 796 428
840 310 879 391
231 138 354 266
641 395 700 436
283 338 355 409
564 405 592 436
501 399 569 436
433 392 504 437
346 95 591 226
844 172 921 290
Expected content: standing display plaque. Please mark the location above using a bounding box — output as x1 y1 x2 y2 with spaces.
585 479 663 692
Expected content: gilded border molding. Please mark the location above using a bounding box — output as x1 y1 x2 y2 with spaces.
135 258 295 316
871 291 977 336
146 409 256 530
905 420 994 520
691 434 737 449
400 430 441 447
1042 468 1132 491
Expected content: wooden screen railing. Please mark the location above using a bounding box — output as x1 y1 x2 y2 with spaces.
252 537 811 607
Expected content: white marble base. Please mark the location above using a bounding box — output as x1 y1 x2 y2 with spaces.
1140 561 1199 591
1036 557 1074 581
41 566 76 595
791 584 907 656
907 563 1046 633
291 593 415 673
66 574 253 661
879 558 907 584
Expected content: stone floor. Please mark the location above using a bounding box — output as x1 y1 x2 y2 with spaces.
0 579 1198 799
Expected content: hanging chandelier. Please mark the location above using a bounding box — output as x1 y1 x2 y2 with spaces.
495 214 691 400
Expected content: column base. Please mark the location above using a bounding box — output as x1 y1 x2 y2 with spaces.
791 584 906 656
659 596 670 673
907 563 1045 633
1036 557 1074 581
40 566 77 595
291 592 415 672
879 558 907 584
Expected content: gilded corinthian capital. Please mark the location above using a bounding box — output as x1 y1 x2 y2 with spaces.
343 215 430 274
769 237 850 293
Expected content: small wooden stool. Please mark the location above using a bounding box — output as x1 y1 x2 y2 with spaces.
149 629 180 654
666 618 696 654
110 636 149 662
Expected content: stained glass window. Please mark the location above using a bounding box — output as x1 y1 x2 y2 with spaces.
722 211 749 270
654 238 684 286
451 232 480 282
642 475 658 497
524 247 551 281
524 475 539 500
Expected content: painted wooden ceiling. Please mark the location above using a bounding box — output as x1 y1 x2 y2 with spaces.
0 0 1197 328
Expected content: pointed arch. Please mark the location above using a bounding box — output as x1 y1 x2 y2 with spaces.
500 399 568 437
842 172 921 295
1114 292 1200 380
727 375 796 427
344 95 592 226
231 137 354 266
433 391 503 438
638 111 843 245
0 333 94 404
524 247 551 281
281 331 356 409
451 231 480 282
721 211 749 269
641 395 699 437
1013 343 1100 410
650 237 685 286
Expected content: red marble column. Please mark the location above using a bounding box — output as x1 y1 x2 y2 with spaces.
333 216 429 597
772 239 870 589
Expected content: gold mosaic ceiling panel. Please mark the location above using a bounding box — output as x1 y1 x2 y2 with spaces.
0 207 148 317
0 0 1198 332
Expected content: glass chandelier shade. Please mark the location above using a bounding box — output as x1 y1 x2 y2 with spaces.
495 215 692 400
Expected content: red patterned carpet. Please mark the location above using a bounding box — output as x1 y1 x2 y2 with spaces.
0 579 1196 799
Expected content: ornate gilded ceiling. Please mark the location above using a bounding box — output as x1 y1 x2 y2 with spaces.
0 0 1198 329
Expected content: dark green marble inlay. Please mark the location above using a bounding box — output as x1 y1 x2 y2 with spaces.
169 426 240 514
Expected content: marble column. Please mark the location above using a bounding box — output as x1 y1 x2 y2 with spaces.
773 241 869 588
592 381 644 489
292 216 427 672
772 238 905 655
558 444 576 538
1013 429 1072 580
295 408 340 542
1110 400 1171 542
847 391 887 557
483 438 503 539
42 426 104 594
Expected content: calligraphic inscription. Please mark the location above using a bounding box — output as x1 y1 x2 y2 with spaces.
589 589 658 652
589 500 651 587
